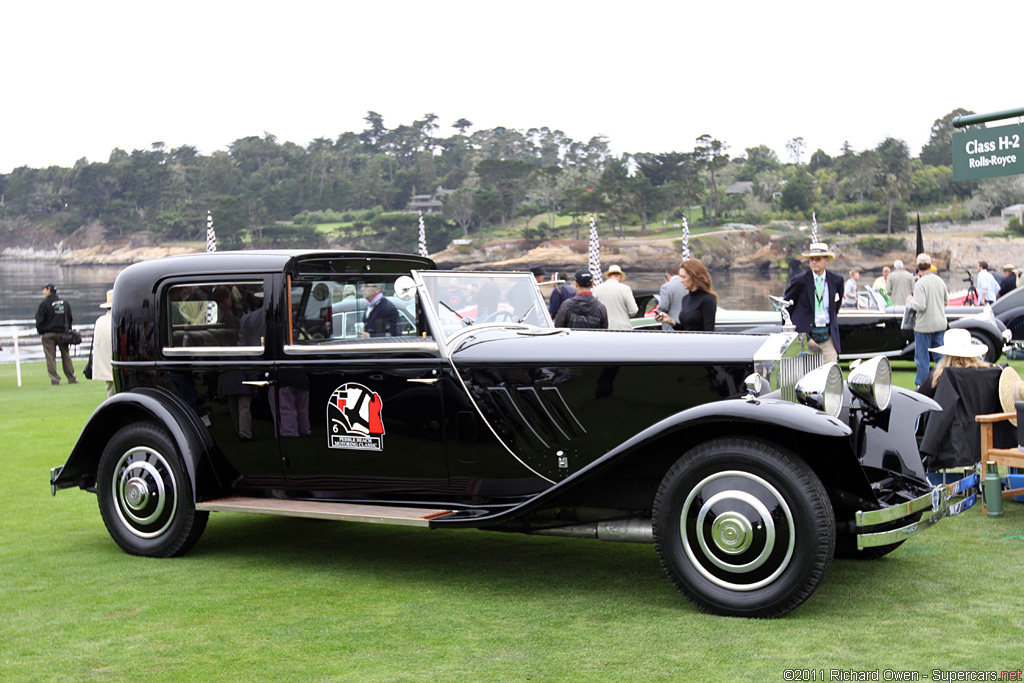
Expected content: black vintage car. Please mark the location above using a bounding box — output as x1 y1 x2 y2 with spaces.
51 251 977 618
634 286 1009 362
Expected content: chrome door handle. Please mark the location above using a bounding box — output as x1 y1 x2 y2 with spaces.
407 378 438 385
242 380 272 387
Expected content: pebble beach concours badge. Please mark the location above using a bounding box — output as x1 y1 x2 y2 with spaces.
327 383 385 451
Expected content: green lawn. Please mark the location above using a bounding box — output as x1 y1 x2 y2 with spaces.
2 360 1023 682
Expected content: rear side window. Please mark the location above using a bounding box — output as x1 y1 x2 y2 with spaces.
166 282 265 353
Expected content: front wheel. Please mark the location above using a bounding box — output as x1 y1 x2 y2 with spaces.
97 422 208 557
653 438 835 618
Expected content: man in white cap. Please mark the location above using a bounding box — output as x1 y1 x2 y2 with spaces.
907 252 948 388
593 264 638 330
783 243 844 363
887 259 914 304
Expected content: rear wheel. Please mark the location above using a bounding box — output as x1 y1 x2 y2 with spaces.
968 330 1000 363
653 438 835 618
97 422 208 557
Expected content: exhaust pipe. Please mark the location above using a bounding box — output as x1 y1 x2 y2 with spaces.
530 518 653 543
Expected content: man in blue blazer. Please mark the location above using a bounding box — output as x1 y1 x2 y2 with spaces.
783 243 845 363
359 282 399 338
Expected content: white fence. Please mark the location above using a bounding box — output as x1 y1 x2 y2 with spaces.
1 321 95 387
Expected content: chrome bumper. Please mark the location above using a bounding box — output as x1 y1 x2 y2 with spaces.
50 466 63 496
855 467 980 549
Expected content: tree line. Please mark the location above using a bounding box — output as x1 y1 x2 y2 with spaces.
2 108 1022 254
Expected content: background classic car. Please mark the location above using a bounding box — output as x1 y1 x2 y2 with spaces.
633 286 1009 362
51 251 975 618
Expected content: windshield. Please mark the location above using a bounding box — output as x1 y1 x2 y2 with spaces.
418 271 552 342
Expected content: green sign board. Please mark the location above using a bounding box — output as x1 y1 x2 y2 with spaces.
952 122 1024 181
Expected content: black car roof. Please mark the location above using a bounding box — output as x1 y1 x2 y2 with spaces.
116 250 436 281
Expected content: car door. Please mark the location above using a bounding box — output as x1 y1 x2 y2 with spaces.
840 290 906 357
159 275 283 485
274 269 449 496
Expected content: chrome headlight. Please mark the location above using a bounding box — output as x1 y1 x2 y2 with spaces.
795 362 844 417
847 356 892 412
744 372 769 399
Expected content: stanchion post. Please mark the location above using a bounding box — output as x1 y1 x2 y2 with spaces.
13 332 22 387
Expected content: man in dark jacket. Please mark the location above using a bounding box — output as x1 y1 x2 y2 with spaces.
35 283 78 385
782 243 844 363
548 272 577 319
554 270 608 329
999 264 1017 299
359 282 399 337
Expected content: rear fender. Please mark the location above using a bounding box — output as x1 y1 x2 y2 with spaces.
51 388 218 501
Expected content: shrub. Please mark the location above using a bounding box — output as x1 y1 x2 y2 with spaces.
827 215 882 234
521 224 548 240
856 236 904 255
1008 216 1023 236
253 224 324 248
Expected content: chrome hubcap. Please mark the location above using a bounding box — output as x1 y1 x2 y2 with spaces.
681 470 795 591
112 446 178 539
709 511 754 555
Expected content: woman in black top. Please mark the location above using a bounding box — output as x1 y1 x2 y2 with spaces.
655 259 717 331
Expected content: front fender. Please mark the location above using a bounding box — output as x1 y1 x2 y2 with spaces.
50 388 217 501
995 304 1024 333
432 398 851 528
948 317 1001 338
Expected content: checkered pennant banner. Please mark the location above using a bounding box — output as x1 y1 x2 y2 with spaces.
681 215 690 260
810 211 818 244
588 214 602 286
417 212 428 258
206 210 217 253
204 210 218 322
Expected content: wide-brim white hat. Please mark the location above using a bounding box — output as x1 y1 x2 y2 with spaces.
801 243 835 259
928 328 987 358
99 289 113 309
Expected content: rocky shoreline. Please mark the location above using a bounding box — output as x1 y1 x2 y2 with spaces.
5 220 1023 276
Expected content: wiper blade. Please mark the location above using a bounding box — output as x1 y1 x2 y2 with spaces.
439 300 474 325
516 305 535 324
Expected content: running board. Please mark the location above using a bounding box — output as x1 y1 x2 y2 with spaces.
195 497 453 527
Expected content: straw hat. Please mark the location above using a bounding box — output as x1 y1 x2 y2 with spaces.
800 243 835 259
928 328 987 358
998 365 1024 426
604 264 626 280
99 289 113 309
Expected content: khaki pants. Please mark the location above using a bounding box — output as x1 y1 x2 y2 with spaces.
41 332 77 384
812 336 839 365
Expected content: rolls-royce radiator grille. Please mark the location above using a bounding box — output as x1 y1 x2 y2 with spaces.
780 353 821 403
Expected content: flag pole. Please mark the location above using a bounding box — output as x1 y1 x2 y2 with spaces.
681 215 690 260
588 213 602 285
206 210 217 253
417 212 428 258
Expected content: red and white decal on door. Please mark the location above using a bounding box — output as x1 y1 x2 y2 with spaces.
327 383 385 451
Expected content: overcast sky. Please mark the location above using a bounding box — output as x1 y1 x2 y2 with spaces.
2 1 1019 175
